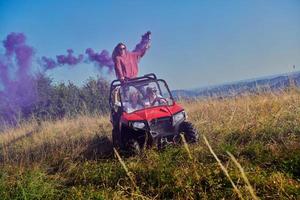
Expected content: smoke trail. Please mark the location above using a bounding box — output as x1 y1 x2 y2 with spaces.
41 31 151 72
85 48 114 71
0 31 151 125
41 48 114 72
41 56 56 70
84 31 151 71
0 57 9 87
57 49 84 65
133 31 151 52
3 32 26 56
41 49 84 70
0 32 36 123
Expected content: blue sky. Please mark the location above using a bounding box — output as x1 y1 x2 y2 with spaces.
0 0 299 89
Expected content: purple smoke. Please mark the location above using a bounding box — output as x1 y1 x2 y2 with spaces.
0 58 9 87
41 56 57 70
0 32 36 123
133 31 151 52
41 49 84 70
41 31 151 72
57 49 84 65
84 31 151 71
0 31 151 124
3 32 26 56
41 48 115 72
85 48 114 71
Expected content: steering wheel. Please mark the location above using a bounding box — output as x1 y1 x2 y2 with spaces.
151 97 168 106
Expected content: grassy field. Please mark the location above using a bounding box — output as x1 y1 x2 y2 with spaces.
0 89 300 199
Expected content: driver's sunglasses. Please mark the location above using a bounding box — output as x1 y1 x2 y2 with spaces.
119 47 126 51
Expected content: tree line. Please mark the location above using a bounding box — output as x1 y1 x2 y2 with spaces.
0 74 110 127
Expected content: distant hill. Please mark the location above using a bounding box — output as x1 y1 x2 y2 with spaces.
172 71 300 99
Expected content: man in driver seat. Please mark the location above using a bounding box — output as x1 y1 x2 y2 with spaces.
143 86 167 107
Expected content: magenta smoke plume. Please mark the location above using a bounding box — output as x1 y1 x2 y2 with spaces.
3 32 26 56
41 56 56 70
42 48 114 72
41 49 84 70
57 49 83 65
0 32 36 122
41 31 151 72
85 48 114 71
0 31 151 124
133 31 151 52
84 31 151 71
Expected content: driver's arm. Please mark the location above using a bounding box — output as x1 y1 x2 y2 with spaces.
156 95 168 105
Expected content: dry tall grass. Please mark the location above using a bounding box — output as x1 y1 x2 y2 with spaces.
0 89 300 199
0 114 112 166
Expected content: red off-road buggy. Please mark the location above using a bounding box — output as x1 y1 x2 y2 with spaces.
109 74 198 153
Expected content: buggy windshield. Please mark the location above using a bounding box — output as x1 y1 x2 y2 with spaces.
119 80 174 113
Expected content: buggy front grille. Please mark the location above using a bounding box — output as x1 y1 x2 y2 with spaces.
149 117 172 133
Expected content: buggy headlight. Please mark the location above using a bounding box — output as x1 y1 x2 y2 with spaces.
173 111 185 125
132 122 145 129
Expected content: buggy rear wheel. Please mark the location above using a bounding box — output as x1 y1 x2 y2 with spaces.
112 127 123 149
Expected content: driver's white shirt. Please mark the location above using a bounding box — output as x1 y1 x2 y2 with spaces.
143 94 163 107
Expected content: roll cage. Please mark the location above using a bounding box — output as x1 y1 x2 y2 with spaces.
109 73 174 111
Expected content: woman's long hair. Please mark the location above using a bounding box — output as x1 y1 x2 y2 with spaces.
112 43 126 63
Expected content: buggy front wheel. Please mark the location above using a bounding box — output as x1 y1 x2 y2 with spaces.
179 121 199 143
127 139 141 155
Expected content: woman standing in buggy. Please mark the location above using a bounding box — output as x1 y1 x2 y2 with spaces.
112 31 151 83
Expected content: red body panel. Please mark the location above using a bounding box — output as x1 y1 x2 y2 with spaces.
120 102 183 124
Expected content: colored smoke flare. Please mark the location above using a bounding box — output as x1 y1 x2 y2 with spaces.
85 48 114 72
41 49 84 70
0 31 151 124
0 32 37 123
41 31 151 72
133 31 151 53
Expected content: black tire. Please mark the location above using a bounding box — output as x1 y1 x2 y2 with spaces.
112 127 122 149
127 139 141 155
179 121 199 143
